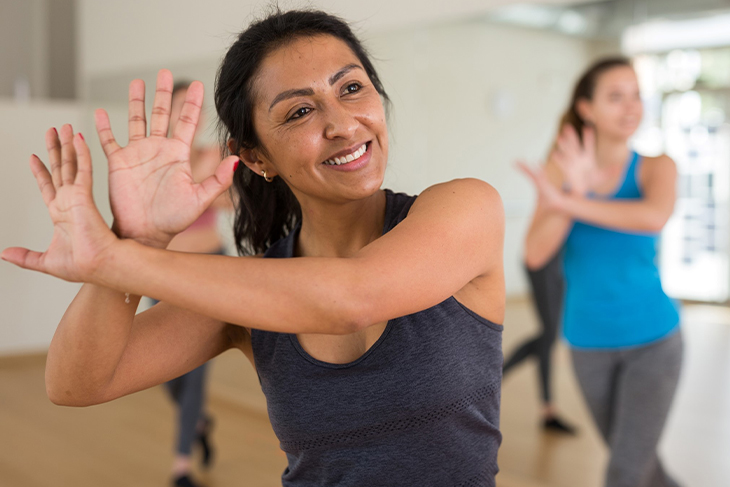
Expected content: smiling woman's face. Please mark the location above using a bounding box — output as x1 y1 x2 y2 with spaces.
245 35 388 205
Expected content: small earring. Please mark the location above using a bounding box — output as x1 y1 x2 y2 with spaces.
262 170 273 183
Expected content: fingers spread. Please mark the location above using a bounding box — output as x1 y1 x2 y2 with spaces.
73 133 93 191
128 79 147 141
149 69 173 137
171 80 204 147
94 109 121 157
29 154 56 206
515 160 538 182
59 124 78 185
45 127 62 189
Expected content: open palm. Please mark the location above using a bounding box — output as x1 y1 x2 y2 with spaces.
551 124 600 196
97 69 239 248
1 126 116 281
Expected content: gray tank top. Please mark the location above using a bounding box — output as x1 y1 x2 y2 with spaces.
254 189 503 486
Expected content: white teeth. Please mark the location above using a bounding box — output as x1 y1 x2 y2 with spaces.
324 143 368 166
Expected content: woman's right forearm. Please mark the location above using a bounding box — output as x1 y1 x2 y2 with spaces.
524 206 573 270
45 283 141 406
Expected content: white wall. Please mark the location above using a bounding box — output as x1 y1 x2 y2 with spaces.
0 0 47 99
76 0 596 79
0 101 85 354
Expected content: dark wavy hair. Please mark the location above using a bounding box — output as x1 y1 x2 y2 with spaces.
215 8 390 255
560 57 632 143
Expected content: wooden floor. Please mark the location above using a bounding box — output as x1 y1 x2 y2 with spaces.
1 300 728 487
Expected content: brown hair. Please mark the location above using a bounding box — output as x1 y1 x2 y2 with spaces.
560 57 632 142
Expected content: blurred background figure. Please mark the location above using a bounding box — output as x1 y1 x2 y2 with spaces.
521 57 683 487
502 250 576 435
148 81 234 487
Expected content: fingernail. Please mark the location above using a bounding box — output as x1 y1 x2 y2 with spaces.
233 160 239 172
52 127 57 135
79 132 84 141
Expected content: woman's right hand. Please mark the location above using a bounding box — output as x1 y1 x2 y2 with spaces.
98 69 239 248
550 124 599 196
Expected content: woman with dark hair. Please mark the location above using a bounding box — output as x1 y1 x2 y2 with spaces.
520 57 683 487
2 9 505 487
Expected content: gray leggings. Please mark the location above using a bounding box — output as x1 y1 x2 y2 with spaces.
149 299 211 457
165 363 209 456
571 331 683 487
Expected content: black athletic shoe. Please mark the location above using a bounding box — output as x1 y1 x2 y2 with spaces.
173 474 204 487
197 417 215 468
543 416 578 435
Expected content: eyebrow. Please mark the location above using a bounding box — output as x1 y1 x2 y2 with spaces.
268 64 364 112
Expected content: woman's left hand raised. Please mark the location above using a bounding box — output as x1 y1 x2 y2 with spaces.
98 70 239 249
1 126 117 282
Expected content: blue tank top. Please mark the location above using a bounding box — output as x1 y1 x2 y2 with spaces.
254 189 504 487
563 152 680 349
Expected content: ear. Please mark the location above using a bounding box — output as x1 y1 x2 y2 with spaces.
575 98 593 125
227 139 278 179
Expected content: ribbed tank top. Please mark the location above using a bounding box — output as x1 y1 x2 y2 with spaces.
563 152 680 349
253 189 504 487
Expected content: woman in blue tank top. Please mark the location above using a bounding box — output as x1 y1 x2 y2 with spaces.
3 9 506 487
521 58 683 487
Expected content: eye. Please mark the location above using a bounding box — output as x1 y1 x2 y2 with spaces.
342 82 362 95
287 107 311 122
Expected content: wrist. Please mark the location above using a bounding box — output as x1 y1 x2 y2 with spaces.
557 192 581 216
89 237 126 287
89 239 152 303
111 219 171 249
561 180 588 197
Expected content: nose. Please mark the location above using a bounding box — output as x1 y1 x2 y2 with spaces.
324 103 358 140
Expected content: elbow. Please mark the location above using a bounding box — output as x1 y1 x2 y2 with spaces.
328 299 372 335
524 244 552 271
315 260 377 335
45 375 103 407
646 212 670 234
524 252 548 271
46 384 85 407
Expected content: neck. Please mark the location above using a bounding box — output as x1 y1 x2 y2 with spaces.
595 133 631 168
295 190 387 258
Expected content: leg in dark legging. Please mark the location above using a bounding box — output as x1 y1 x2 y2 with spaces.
504 251 576 433
503 336 541 373
503 252 563 390
526 252 563 405
165 363 209 456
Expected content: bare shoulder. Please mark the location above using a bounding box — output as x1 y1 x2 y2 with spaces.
639 153 677 185
412 178 504 224
414 180 505 323
642 153 677 173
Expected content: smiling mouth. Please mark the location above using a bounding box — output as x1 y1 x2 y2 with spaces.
323 142 369 166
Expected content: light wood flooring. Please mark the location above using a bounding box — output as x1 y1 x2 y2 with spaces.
1 300 728 487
